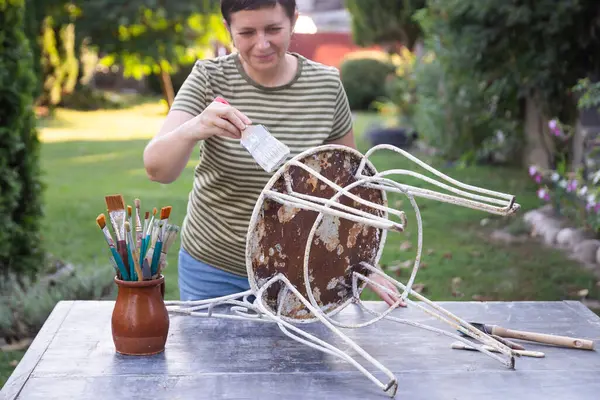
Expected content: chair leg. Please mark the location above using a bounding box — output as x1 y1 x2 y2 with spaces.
255 273 399 397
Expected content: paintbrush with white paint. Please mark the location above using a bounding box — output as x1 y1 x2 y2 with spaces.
240 124 290 173
214 97 290 173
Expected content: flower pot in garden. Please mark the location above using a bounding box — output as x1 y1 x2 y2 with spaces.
111 275 169 356
366 126 419 149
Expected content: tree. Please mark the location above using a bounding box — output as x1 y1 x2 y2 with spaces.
425 0 600 168
24 0 80 107
0 0 45 277
74 0 229 107
345 0 426 52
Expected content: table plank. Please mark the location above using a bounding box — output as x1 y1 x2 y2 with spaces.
2 301 74 400
13 370 600 400
2 300 599 400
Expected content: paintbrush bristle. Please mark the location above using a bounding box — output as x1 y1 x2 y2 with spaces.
125 221 131 232
240 124 290 173
160 206 172 220
127 205 132 217
96 214 106 229
145 211 149 219
135 199 140 209
105 194 125 212
153 207 157 216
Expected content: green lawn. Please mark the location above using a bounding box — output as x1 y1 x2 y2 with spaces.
34 98 600 303
2 98 599 388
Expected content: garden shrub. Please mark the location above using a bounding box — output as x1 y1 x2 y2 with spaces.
377 48 418 128
411 49 522 164
424 0 600 126
340 57 396 111
0 265 115 342
59 85 124 111
0 0 45 277
408 10 524 165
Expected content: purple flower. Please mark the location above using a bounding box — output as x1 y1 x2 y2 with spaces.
566 180 578 193
548 119 562 137
595 203 600 214
537 188 550 201
528 166 537 176
535 175 542 184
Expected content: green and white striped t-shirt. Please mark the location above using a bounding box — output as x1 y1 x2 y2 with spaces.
170 52 353 276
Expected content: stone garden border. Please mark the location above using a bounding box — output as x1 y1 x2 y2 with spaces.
523 204 600 279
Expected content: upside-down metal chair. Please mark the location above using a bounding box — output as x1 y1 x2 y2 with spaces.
166 144 521 397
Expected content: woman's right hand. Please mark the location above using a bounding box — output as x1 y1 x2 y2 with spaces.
192 98 252 141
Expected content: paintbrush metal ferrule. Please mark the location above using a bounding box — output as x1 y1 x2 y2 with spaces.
151 220 162 245
125 222 141 281
101 227 116 248
127 205 136 252
134 199 143 247
98 213 129 280
144 245 155 276
107 212 122 241
158 221 164 242
142 211 149 238
146 208 157 237
108 216 129 276
134 199 142 228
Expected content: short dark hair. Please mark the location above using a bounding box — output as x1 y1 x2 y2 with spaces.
220 0 297 24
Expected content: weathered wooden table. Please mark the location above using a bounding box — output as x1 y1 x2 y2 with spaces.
3 300 600 400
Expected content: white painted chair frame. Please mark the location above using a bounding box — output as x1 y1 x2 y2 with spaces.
166 144 521 398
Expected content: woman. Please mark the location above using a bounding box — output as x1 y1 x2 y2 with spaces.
143 0 403 306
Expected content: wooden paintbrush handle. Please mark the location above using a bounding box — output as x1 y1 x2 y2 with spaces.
492 326 595 350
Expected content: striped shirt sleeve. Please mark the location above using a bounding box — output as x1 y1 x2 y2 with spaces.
170 60 211 116
327 78 353 141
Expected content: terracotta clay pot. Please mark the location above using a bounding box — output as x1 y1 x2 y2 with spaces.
111 275 169 355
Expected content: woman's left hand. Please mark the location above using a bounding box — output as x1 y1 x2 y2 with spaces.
367 274 407 308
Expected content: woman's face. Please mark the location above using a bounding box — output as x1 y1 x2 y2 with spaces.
227 4 296 71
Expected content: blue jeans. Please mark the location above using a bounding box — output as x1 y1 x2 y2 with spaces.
178 247 250 301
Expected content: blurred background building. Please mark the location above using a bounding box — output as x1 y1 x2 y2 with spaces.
292 0 381 69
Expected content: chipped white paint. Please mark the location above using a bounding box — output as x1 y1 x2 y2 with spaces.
274 243 287 259
312 287 322 304
277 204 300 223
327 277 342 290
304 155 323 174
315 215 341 252
347 224 362 248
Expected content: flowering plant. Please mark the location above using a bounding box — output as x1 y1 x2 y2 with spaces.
529 119 600 234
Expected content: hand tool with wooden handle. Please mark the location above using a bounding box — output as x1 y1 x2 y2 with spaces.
451 341 545 358
469 322 595 350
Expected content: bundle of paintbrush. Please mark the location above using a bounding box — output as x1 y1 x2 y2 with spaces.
96 195 180 282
